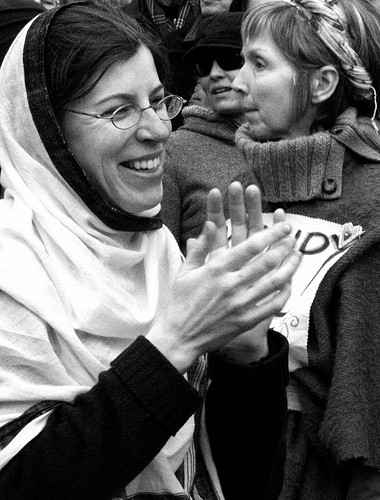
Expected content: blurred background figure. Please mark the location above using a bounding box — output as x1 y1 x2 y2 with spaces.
200 0 233 15
199 0 272 16
185 0 274 57
0 0 45 65
123 0 200 128
0 0 45 191
161 12 252 254
89 0 136 6
230 0 275 11
122 0 273 130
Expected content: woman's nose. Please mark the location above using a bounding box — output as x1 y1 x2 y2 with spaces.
231 66 249 95
135 108 171 143
209 60 225 78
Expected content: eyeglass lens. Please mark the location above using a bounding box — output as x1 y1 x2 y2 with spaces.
111 95 183 130
196 52 243 77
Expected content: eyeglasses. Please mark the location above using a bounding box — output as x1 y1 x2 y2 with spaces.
64 95 186 130
195 52 243 78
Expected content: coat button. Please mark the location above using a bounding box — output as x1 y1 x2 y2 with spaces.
322 178 337 194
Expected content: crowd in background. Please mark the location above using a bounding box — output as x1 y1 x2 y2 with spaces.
1 1 380 499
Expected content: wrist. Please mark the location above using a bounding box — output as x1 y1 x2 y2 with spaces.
209 331 289 392
146 328 197 375
217 336 269 366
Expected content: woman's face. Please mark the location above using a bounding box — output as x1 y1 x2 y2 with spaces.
199 62 244 118
232 29 316 141
61 45 171 215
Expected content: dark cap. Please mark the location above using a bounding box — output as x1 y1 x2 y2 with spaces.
184 12 244 65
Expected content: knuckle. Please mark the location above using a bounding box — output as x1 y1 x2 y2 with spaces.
224 291 245 317
268 272 283 289
272 293 288 311
207 259 222 277
269 268 290 289
261 251 280 273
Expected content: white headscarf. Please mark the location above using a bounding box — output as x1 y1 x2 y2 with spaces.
0 6 198 496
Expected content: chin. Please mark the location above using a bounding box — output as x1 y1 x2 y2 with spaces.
247 124 270 142
133 193 163 217
215 105 237 116
137 204 161 217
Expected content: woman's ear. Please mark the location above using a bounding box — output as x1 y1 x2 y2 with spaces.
310 66 339 104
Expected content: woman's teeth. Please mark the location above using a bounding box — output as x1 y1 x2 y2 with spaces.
129 158 160 170
213 87 230 95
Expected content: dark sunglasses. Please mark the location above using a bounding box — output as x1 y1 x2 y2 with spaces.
195 52 243 77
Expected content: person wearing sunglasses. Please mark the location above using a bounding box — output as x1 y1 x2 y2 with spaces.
161 12 252 254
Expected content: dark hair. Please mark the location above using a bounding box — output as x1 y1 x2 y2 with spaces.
44 1 169 120
242 0 380 129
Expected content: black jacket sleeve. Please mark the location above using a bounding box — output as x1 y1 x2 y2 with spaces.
205 330 289 500
0 336 201 500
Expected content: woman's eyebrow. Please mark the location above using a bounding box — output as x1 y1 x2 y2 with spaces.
96 85 165 105
244 48 259 61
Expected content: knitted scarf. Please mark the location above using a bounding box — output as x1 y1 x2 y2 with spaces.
146 0 200 33
235 107 380 498
235 107 380 204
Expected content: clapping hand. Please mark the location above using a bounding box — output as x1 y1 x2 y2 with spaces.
147 182 300 373
206 181 299 364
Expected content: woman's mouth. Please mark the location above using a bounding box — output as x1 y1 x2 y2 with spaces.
121 157 161 171
212 87 232 95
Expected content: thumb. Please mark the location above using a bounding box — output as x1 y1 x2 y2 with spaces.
184 221 217 270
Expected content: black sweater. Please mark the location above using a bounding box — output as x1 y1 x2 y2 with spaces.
0 331 289 500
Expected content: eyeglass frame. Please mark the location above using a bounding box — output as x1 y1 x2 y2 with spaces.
41 0 81 7
40 0 61 7
64 94 187 130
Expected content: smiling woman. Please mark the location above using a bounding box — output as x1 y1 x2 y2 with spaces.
0 2 302 500
60 48 171 216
